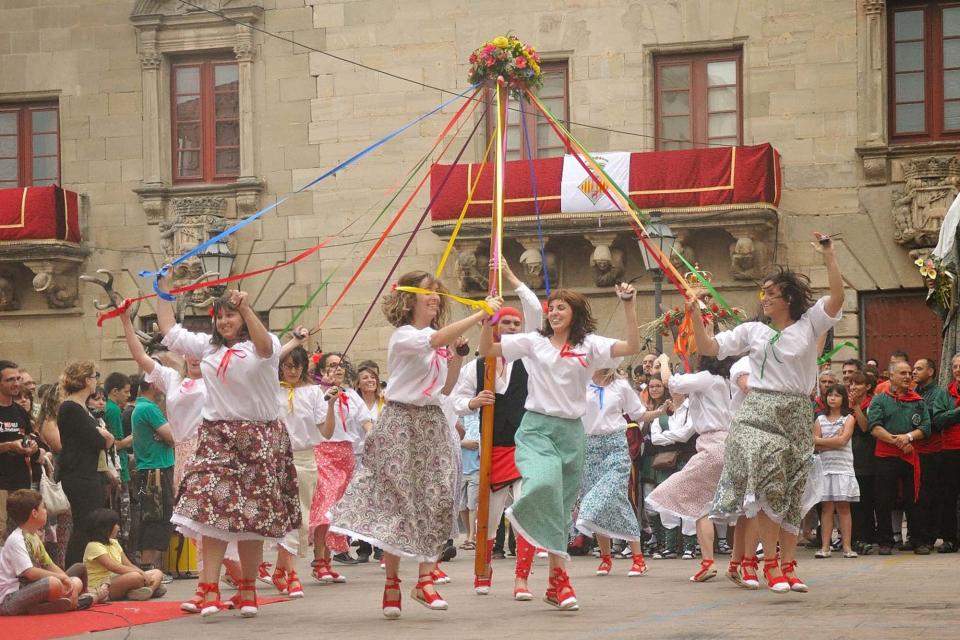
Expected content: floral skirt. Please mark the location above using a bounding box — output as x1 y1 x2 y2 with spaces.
173 436 199 490
709 390 814 534
576 431 642 542
309 441 354 554
647 430 727 536
171 419 301 542
328 402 457 562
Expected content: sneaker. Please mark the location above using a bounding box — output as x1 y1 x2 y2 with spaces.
332 552 359 565
492 551 506 560
505 549 516 558
860 543 875 556
681 550 696 560
878 546 892 555
661 550 678 559
441 542 457 562
716 538 731 555
830 537 843 551
914 544 931 555
77 593 95 610
843 550 858 558
619 548 633 558
127 586 154 601
651 551 663 559
938 541 957 553
159 573 174 585
356 554 370 564
373 548 384 560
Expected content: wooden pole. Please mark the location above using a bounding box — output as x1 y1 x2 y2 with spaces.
474 78 507 577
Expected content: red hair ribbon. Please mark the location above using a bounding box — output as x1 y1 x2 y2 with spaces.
559 343 588 368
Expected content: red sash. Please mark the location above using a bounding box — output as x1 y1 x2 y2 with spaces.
914 431 942 454
490 446 521 490
944 382 960 450
875 440 921 501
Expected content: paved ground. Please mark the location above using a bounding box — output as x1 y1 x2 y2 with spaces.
80 547 960 640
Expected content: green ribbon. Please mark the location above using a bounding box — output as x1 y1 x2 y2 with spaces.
818 340 859 366
669 247 742 325
760 330 784 379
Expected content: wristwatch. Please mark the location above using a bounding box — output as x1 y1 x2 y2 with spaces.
906 433 914 443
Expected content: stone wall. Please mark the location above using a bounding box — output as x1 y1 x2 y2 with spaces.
0 0 921 381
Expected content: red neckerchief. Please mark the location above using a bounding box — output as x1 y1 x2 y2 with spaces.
216 347 246 381
949 380 960 407
421 347 450 396
859 394 872 412
559 342 588 368
884 388 923 403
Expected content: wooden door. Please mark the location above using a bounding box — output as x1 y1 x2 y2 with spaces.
860 290 944 365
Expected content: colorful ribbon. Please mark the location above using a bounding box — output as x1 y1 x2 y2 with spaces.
216 347 245 381
140 84 480 300
670 247 742 325
314 88 482 332
337 393 350 432
394 286 494 315
422 347 451 397
97 239 330 327
589 383 605 408
818 340 859 366
759 331 783 379
560 343 588 368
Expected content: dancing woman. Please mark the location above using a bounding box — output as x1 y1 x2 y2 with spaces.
646 352 735 583
480 283 640 610
691 233 844 593
577 368 660 578
329 270 485 618
157 287 300 617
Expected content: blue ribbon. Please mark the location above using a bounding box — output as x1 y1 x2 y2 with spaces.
589 383 605 409
141 84 480 300
519 102 550 295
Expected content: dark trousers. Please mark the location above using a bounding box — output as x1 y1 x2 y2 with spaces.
940 449 960 545
850 475 877 544
875 457 917 547
61 473 104 566
914 452 942 547
493 516 515 554
137 467 174 553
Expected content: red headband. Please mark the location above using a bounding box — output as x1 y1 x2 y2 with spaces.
498 307 522 321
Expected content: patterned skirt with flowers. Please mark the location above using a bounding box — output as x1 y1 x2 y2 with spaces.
171 419 301 542
576 431 643 542
328 401 457 562
308 441 355 554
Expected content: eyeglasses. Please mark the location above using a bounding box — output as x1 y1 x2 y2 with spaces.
281 362 304 370
88 372 100 380
759 290 783 301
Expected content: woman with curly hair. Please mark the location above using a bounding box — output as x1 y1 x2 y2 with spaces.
329 270 486 618
480 284 640 611
156 286 300 618
691 233 844 594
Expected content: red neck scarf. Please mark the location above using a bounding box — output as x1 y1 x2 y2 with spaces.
884 388 923 403
559 342 588 368
216 347 246 381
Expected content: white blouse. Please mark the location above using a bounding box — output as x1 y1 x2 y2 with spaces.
667 371 733 434
500 332 621 420
143 364 205 443
582 378 647 436
384 325 451 406
650 399 693 446
729 355 751 413
715 298 841 396
324 388 373 445
278 384 328 451
163 324 282 423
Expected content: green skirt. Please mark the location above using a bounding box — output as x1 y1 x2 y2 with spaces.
505 411 585 559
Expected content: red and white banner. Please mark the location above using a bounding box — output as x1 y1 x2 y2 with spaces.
560 151 630 213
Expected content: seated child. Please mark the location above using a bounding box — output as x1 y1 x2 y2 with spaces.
0 489 94 615
84 509 165 601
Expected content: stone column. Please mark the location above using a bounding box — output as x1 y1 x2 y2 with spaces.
139 30 163 189
235 25 256 183
859 0 888 184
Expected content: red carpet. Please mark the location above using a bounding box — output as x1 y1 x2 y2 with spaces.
5 596 290 640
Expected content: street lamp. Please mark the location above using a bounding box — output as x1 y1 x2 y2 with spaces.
638 212 676 353
198 240 235 296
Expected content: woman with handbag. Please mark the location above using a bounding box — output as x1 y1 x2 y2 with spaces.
57 361 115 566
646 352 736 583
692 232 845 594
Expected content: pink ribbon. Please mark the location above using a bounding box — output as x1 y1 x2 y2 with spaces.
216 348 246 381
422 347 451 396
559 342 588 368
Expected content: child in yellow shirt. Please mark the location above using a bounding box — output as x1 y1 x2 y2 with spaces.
83 509 164 601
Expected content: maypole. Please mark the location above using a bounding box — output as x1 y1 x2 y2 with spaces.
474 77 507 577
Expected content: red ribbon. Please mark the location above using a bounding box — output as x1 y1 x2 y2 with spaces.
337 393 350 432
96 240 330 327
216 348 246 381
422 347 451 396
559 342 588 368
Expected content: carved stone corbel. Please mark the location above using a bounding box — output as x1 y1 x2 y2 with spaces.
728 234 771 281
0 268 21 311
586 233 624 287
516 238 557 290
670 230 696 272
454 239 488 293
23 261 79 310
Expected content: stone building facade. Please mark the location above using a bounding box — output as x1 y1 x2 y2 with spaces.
0 0 944 381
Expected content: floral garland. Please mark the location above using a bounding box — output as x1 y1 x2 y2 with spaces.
640 303 745 340
916 255 955 311
468 35 543 95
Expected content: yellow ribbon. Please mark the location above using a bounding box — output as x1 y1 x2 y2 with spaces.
279 380 296 413
435 130 497 277
395 286 494 315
